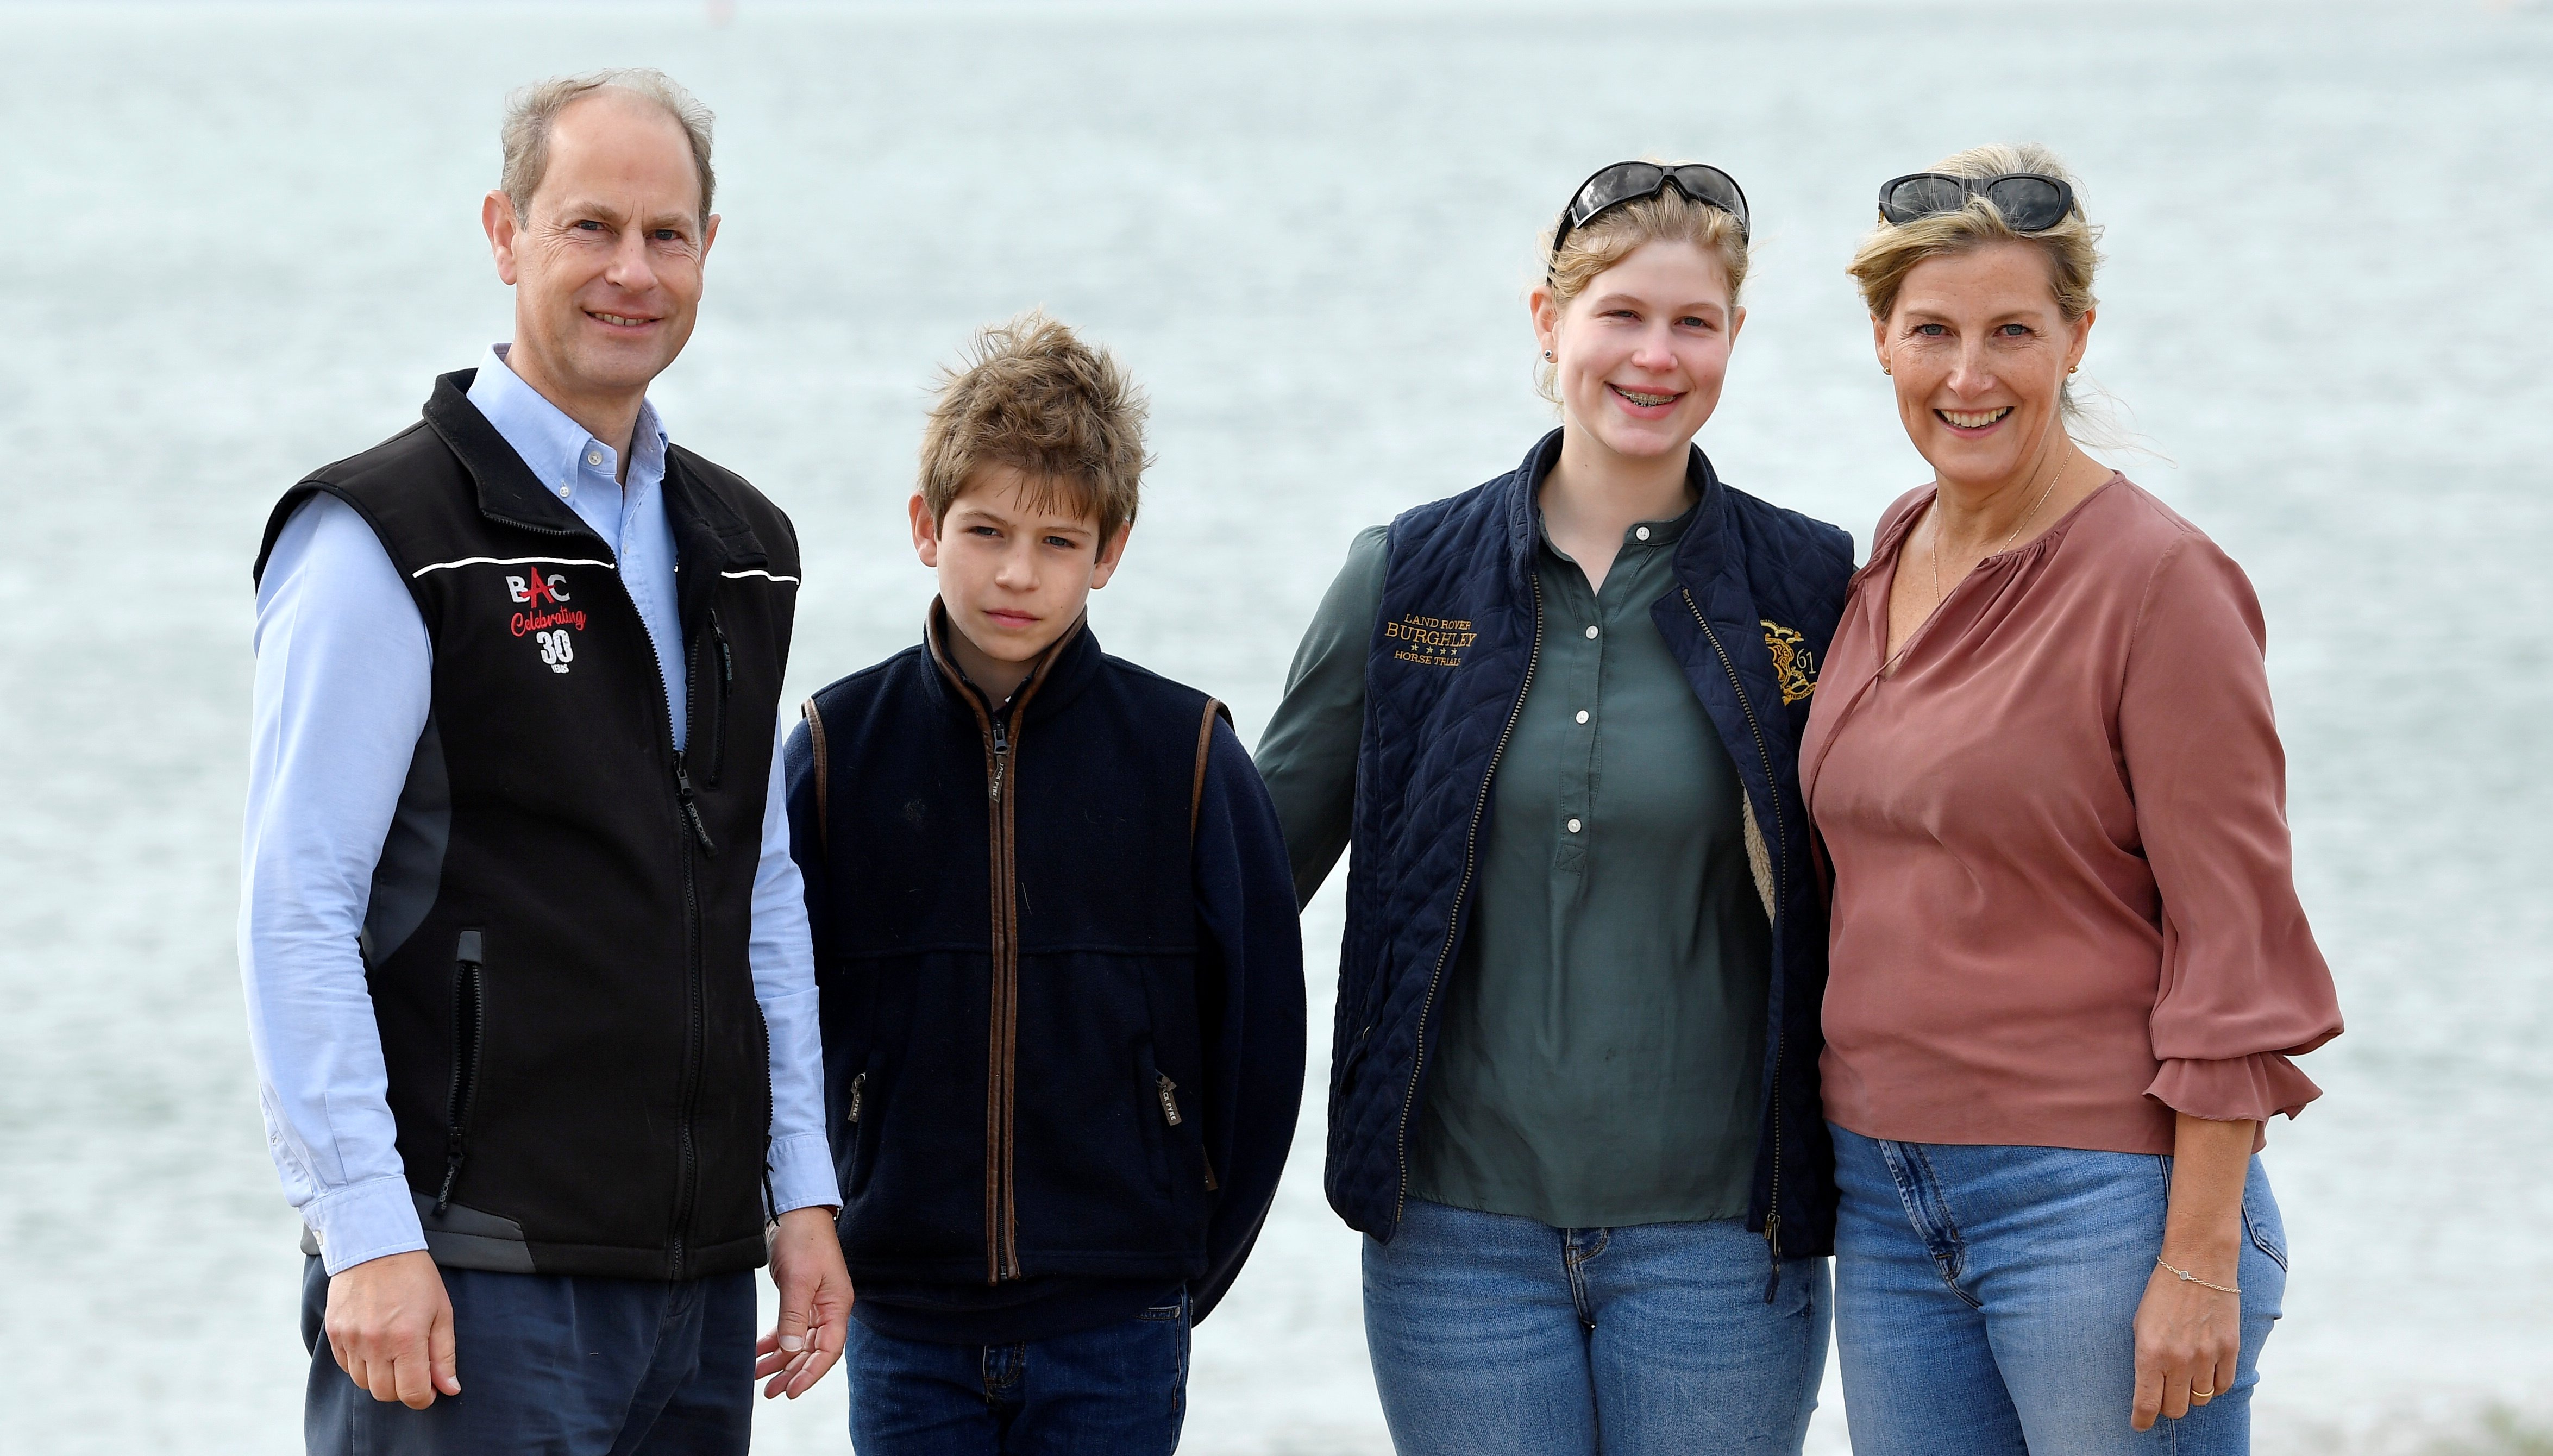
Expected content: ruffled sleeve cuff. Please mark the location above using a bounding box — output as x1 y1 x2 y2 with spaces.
2145 1052 2323 1123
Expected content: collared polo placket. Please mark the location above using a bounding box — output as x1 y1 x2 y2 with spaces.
1536 517 1678 877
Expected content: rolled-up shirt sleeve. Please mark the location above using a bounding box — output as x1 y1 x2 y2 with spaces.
2119 534 2343 1121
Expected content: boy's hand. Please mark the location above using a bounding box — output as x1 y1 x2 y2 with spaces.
324 1250 461 1408
757 1206 852 1399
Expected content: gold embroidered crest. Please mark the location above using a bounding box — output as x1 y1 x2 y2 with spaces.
1761 621 1817 705
1385 613 1478 669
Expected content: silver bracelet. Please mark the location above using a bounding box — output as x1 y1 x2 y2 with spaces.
2156 1257 2240 1295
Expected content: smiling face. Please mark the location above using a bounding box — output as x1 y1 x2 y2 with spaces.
1534 237 1744 465
1875 240 2092 491
485 89 717 412
913 465 1130 698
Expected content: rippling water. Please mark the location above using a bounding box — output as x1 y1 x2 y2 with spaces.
2 2 2548 1451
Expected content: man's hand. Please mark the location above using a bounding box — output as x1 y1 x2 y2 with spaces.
323 1250 460 1408
755 1207 852 1399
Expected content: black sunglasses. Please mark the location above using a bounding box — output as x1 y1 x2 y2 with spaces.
1551 161 1752 261
1877 172 2078 233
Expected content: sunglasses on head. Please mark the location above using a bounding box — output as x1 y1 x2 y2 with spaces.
1877 172 2078 233
1550 161 1752 262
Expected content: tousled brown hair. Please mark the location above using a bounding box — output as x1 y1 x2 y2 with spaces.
919 311 1149 542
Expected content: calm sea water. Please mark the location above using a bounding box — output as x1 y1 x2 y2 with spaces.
2 2 2547 1451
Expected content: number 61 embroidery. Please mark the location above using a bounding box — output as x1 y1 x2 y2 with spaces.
536 628 575 674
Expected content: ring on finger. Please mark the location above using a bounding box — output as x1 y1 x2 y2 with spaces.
2192 1387 2216 1399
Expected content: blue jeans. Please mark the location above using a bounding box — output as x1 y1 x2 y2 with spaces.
843 1292 1190 1455
299 1256 753 1455
1362 1200 1829 1455
1830 1126 2289 1455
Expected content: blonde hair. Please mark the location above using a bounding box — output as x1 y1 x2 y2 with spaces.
1847 142 2105 426
501 70 716 224
1538 183 1749 405
919 311 1149 542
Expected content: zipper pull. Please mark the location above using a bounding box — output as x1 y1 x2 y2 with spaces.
990 716 1011 802
848 1072 865 1125
670 751 717 853
1762 1214 1784 1303
1155 1073 1183 1126
713 616 733 696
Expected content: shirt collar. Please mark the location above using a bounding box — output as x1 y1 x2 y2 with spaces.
1534 494 1701 564
465 344 669 502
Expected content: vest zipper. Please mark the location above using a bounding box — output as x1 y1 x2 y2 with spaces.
931 615 1068 1286
958 682 1037 1284
1682 588 1791 1300
435 930 486 1216
1155 1073 1183 1126
1394 573 1541 1230
459 512 718 1280
672 751 717 854
650 584 709 1283
847 1071 865 1125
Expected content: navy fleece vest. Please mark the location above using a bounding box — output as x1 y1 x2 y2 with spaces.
797 617 1230 1289
1325 431 1854 1263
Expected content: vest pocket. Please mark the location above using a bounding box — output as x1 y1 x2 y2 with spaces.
844 1063 884 1198
700 611 733 787
435 930 486 1215
1138 1056 1176 1196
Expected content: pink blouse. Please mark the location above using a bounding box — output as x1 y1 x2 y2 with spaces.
1801 476 2341 1154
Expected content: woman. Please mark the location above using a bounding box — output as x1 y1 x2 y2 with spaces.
1799 143 2345 1453
1257 163 1854 1454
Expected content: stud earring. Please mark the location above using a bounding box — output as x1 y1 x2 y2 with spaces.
1881 365 1892 376
1542 349 1554 361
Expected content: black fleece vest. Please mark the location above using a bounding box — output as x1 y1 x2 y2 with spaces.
253 370 800 1281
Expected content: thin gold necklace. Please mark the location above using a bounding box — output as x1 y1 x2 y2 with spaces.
1929 458 2067 609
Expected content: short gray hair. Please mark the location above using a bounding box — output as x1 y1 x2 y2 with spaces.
499 69 716 224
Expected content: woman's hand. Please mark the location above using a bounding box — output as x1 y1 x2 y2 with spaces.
2130 1256 2240 1429
2131 1113 2257 1430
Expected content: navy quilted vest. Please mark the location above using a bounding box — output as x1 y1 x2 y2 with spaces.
1325 430 1854 1266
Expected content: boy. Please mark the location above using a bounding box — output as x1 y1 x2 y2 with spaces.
783 312 1306 1453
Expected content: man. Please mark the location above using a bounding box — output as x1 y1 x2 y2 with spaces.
241 70 850 1453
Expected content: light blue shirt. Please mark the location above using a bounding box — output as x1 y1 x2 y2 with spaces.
240 347 835 1275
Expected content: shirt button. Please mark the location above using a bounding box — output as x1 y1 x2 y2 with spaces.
1566 818 1583 834
1635 526 1651 541
556 485 572 499
1584 624 1599 639
1576 710 1590 724
586 450 603 467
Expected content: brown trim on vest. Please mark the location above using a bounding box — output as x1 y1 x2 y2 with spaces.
1190 699 1221 838
801 697 831 855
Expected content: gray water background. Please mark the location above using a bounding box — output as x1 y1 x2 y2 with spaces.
2 1 2548 1451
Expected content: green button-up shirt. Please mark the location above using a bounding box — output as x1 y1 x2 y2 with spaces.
1257 504 1770 1228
